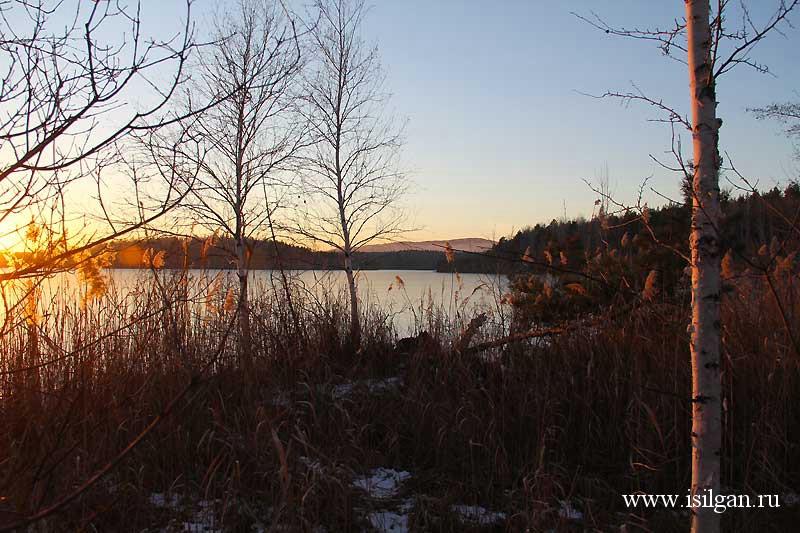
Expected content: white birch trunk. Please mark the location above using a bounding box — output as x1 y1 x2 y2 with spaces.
686 2 723 531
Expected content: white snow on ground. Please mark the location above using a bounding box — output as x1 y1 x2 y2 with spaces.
180 518 220 533
353 470 413 531
148 493 221 532
451 504 507 526
367 510 408 532
352 467 411 499
558 500 583 520
332 377 403 400
180 499 220 533
366 498 414 532
150 492 180 509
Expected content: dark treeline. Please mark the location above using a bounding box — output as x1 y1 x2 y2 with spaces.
450 183 800 275
105 184 800 282
107 237 449 271
446 183 800 325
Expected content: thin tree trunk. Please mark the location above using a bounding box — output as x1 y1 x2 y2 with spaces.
25 320 41 409
236 237 253 371
334 73 361 347
686 2 722 532
267 210 305 351
343 249 361 346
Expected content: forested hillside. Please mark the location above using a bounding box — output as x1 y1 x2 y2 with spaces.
106 237 448 271
445 184 800 326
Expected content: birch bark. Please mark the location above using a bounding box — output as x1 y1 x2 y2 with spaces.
686 2 722 531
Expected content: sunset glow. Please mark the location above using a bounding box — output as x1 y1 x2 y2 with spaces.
2 1 799 531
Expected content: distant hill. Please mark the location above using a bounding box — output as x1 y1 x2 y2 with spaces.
102 236 452 271
360 238 495 253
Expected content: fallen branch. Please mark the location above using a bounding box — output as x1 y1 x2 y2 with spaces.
464 327 564 354
454 313 489 353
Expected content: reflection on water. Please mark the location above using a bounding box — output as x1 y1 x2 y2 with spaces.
6 269 508 335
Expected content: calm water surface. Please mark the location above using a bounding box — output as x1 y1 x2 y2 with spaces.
23 269 508 335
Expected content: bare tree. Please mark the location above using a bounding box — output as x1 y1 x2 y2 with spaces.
0 0 218 346
164 0 304 365
295 0 407 346
751 100 800 158
578 2 798 531
0 0 207 282
0 1 230 528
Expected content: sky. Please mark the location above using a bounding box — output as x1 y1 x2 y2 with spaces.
4 0 800 248
356 0 800 240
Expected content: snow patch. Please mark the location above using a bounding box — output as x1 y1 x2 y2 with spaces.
150 492 180 509
352 468 411 499
148 493 221 532
367 510 409 532
451 504 506 526
181 499 220 533
180 518 220 533
366 498 414 532
558 500 583 520
332 377 403 400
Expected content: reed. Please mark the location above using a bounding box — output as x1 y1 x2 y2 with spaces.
0 263 797 531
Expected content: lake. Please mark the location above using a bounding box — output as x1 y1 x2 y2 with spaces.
17 269 510 336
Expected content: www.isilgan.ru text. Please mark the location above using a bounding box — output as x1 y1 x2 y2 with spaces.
623 490 781 514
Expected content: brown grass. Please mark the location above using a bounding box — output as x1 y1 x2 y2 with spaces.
0 266 798 532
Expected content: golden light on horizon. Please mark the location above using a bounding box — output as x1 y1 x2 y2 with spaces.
0 228 21 256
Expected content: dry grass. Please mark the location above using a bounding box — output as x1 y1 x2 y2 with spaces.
0 266 798 532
